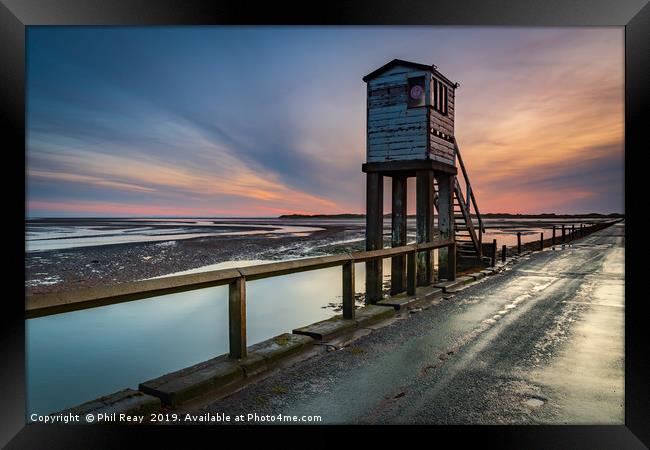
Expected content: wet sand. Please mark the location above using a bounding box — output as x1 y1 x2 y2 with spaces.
25 221 365 296
25 217 610 296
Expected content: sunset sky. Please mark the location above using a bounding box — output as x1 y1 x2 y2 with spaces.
26 27 624 217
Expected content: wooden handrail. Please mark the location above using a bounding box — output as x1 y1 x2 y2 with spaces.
25 268 243 319
454 177 481 254
454 139 485 235
26 238 455 319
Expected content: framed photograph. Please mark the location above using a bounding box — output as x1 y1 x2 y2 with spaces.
1 0 648 447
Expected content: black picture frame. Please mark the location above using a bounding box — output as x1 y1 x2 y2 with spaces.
1 0 647 447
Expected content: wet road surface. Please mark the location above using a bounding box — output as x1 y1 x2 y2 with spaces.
194 222 624 424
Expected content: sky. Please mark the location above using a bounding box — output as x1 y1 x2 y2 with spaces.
26 26 624 217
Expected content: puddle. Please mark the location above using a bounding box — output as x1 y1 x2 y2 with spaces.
524 397 545 408
26 275 62 287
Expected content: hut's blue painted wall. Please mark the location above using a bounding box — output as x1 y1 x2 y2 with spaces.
366 64 456 166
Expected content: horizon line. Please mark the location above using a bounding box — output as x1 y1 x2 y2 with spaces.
25 211 626 220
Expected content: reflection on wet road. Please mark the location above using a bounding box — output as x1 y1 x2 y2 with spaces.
200 222 625 424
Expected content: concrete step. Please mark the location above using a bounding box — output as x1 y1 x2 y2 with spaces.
293 305 395 341
139 333 315 407
293 316 356 341
378 287 443 310
247 333 315 368
140 355 245 407
58 389 161 421
354 304 397 327
466 271 486 281
433 276 474 292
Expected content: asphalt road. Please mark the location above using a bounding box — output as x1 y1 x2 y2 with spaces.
196 222 625 424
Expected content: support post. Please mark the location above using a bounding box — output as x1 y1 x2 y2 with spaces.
501 244 506 262
391 175 407 294
562 225 566 243
552 225 556 246
365 172 383 303
437 173 455 281
491 239 497 267
447 243 456 282
572 224 575 240
342 260 355 319
540 232 544 251
517 232 522 254
229 276 246 359
416 170 434 286
407 250 417 296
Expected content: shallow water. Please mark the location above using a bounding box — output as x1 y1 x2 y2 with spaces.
25 216 607 416
26 217 597 252
26 258 396 416
25 219 325 252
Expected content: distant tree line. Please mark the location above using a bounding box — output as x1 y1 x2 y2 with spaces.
279 213 624 219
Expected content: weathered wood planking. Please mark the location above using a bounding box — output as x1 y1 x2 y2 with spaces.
365 172 384 303
365 61 457 165
437 173 456 281
429 74 455 166
416 170 435 286
391 175 408 295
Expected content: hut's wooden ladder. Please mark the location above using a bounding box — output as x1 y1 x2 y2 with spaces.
434 139 486 262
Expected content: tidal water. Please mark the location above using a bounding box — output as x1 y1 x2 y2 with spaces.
26 218 324 252
26 259 392 416
25 217 604 416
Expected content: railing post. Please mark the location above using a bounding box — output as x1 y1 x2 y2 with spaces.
365 172 384 304
437 172 455 281
540 232 544 251
491 239 497 267
517 232 521 254
416 170 434 286
228 276 247 359
448 242 456 281
501 244 506 262
391 175 407 295
552 225 556 246
407 250 417 296
342 260 355 320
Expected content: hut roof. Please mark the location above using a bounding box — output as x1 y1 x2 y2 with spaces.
362 59 459 88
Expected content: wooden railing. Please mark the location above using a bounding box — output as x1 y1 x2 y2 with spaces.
26 238 455 359
502 219 621 259
453 138 485 257
454 140 484 236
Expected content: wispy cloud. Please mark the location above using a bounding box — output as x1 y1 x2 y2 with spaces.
26 27 624 216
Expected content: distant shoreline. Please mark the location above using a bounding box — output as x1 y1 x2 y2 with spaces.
279 213 625 219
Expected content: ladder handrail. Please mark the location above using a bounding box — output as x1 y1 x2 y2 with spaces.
454 177 481 257
454 139 486 236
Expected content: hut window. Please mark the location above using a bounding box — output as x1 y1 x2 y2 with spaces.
407 76 426 108
432 78 448 115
